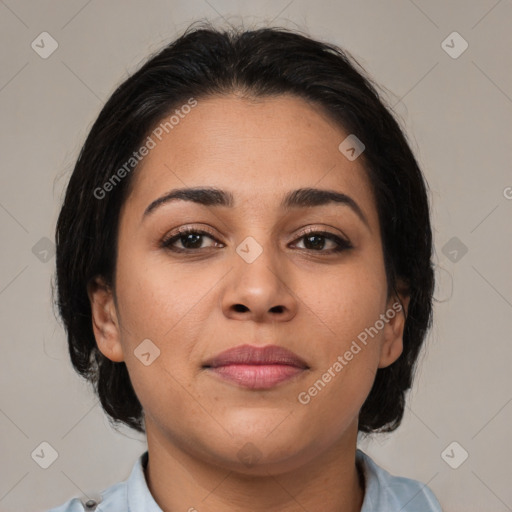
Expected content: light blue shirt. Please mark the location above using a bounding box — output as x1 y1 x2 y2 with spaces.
46 449 442 511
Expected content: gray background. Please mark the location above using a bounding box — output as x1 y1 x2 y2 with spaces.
1 1 511 511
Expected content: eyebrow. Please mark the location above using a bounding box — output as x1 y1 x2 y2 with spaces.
142 186 369 228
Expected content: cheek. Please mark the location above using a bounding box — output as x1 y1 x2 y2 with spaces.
114 249 212 337
113 251 224 396
115 259 214 423
306 258 388 348
295 253 388 423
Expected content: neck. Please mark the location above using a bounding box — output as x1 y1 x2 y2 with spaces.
144 420 365 512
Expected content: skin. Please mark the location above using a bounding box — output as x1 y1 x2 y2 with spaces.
88 93 409 512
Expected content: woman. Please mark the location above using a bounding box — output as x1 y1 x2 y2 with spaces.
48 22 442 511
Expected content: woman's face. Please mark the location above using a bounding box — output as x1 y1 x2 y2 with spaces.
89 94 406 474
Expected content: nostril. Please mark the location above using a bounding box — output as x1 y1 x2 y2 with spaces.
233 304 249 312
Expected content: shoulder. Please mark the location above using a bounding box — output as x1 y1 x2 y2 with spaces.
45 451 159 512
357 449 443 512
45 470 129 511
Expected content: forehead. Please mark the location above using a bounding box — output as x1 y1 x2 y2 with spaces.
124 94 377 223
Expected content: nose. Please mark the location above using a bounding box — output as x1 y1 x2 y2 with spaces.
221 243 298 323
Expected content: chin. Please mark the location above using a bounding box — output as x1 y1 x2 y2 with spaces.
215 442 314 477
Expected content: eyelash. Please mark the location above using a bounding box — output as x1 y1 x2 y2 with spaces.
160 226 352 254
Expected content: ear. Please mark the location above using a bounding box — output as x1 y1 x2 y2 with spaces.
87 276 124 362
378 284 410 369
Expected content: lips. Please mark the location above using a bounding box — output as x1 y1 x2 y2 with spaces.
202 344 309 390
202 344 309 369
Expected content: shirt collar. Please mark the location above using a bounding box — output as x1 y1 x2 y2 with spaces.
126 451 163 511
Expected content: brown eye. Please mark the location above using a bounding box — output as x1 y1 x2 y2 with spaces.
161 228 351 254
292 231 352 253
161 229 222 252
